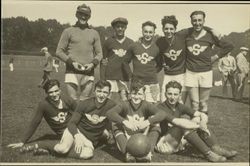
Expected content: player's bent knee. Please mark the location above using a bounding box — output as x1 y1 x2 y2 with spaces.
79 147 94 159
54 144 71 154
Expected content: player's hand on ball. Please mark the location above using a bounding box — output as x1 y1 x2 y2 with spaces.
123 120 138 131
84 63 94 71
7 142 24 148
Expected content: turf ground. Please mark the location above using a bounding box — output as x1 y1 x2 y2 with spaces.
1 55 249 164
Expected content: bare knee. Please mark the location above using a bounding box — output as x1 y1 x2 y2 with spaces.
79 147 94 159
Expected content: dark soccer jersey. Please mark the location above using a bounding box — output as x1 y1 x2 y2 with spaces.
103 37 134 81
157 101 195 135
107 100 166 135
21 95 76 143
68 97 116 144
127 42 160 84
156 35 186 75
186 30 233 72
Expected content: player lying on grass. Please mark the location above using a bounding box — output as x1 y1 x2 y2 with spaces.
155 80 238 162
14 80 117 159
8 79 76 153
106 78 205 162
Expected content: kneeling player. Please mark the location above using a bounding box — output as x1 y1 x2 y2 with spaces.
155 80 238 162
33 80 116 159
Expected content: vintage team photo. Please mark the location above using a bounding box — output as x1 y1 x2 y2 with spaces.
1 1 249 164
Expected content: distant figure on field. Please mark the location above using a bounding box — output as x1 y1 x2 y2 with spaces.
235 47 249 101
9 55 14 71
39 47 53 88
218 52 237 97
53 58 60 73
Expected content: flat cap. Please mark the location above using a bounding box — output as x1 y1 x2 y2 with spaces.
240 47 249 51
111 17 128 27
76 4 91 15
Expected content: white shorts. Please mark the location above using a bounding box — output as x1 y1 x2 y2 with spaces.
185 70 213 88
107 80 129 93
144 83 160 103
65 73 94 86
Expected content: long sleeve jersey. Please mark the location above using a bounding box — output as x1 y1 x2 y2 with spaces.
186 29 233 72
56 23 103 75
21 94 76 143
157 101 195 135
218 55 237 75
106 100 166 135
102 36 134 81
124 41 161 84
67 97 116 145
156 34 186 75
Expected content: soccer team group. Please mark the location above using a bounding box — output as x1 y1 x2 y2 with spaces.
8 3 241 163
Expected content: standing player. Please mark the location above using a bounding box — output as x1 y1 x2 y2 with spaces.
27 80 117 159
8 79 76 153
56 4 102 101
124 21 161 103
185 11 234 114
9 54 14 71
235 47 249 101
155 81 237 162
100 17 134 102
38 47 53 87
106 79 166 162
156 15 187 103
218 52 237 97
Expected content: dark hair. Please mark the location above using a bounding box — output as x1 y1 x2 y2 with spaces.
190 10 206 19
43 79 60 93
95 80 111 91
142 21 157 29
161 15 178 28
165 80 182 92
130 77 145 93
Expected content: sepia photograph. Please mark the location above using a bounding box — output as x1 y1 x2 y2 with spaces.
1 1 249 165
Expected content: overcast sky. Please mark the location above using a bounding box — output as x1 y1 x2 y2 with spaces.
2 1 250 40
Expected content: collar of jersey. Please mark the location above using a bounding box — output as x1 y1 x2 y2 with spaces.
74 21 90 30
128 99 143 112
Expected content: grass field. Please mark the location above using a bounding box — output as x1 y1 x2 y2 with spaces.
1 55 249 164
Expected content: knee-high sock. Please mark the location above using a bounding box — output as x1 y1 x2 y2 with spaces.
184 130 210 155
115 133 128 154
198 130 217 148
37 139 58 152
147 129 160 153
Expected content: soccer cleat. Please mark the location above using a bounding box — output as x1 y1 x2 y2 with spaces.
136 152 152 163
211 145 238 158
19 144 38 153
33 148 49 156
205 150 227 162
125 152 136 162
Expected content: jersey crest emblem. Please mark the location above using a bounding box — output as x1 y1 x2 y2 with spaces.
51 112 68 123
113 49 127 57
127 114 145 125
188 44 207 56
164 49 182 61
135 53 154 64
85 113 106 124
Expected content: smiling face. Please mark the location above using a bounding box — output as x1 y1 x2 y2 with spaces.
165 87 181 105
76 12 90 25
94 86 110 103
113 22 127 38
191 14 205 32
162 23 176 39
142 25 155 42
130 88 145 104
47 85 61 102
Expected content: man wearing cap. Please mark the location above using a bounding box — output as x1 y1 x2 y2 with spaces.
39 47 53 87
56 4 103 101
235 47 249 100
100 17 134 103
